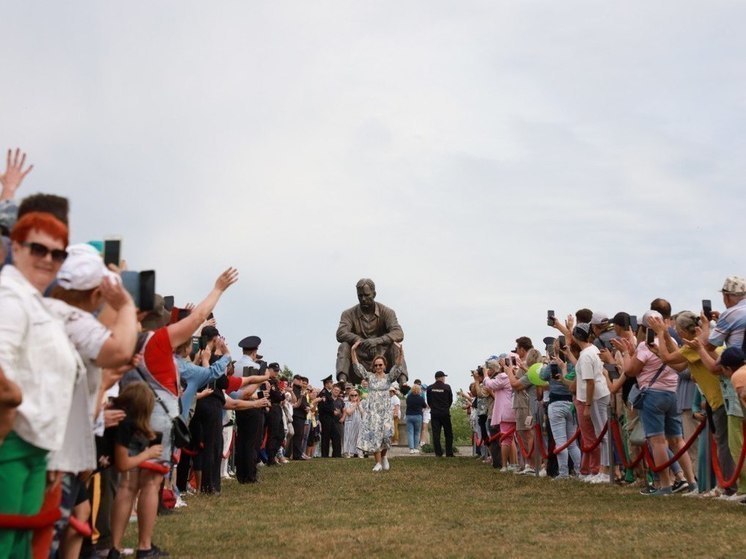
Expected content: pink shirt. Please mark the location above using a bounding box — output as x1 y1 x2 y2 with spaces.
634 340 678 393
484 373 515 426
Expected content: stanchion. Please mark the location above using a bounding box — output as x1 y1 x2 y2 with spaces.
534 406 544 477
702 419 711 492
607 402 614 486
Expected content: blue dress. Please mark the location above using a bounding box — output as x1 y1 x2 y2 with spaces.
355 363 403 453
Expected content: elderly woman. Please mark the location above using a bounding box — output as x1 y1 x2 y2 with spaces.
353 341 406 472
484 357 518 472
0 212 81 558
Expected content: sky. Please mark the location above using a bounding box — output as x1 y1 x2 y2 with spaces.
2 1 745 391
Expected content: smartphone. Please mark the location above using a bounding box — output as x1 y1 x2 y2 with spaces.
547 310 555 326
150 432 163 446
103 238 122 268
702 300 713 321
163 296 175 312
511 356 517 366
257 390 265 399
646 328 655 345
605 339 616 351
629 315 638 333
177 307 191 321
191 336 200 354
550 363 560 379
121 270 156 311
558 335 566 350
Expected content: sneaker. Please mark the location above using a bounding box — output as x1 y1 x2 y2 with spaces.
136 546 168 558
590 473 611 484
382 457 390 471
106 549 122 559
718 492 746 502
372 463 382 472
671 480 690 494
174 497 187 508
640 485 672 496
499 467 508 473
698 487 725 498
538 468 547 478
518 467 536 475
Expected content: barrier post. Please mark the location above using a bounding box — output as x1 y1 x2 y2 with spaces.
702 422 711 492
607 402 615 486
534 405 543 477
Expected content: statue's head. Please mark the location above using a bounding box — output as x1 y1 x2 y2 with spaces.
356 278 376 311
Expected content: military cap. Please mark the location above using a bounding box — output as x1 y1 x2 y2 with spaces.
238 336 261 350
322 375 333 384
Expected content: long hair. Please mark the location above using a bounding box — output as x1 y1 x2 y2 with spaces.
115 382 155 439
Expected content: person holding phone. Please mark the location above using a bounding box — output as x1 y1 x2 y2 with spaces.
540 342 581 479
619 311 693 496
504 346 541 475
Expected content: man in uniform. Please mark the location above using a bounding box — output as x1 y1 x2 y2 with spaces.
331 385 345 458
427 371 454 457
232 336 266 483
336 278 407 384
318 375 335 458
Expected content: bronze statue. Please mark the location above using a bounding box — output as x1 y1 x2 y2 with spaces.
336 278 407 385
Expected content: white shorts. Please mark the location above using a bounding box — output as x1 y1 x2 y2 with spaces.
422 409 431 424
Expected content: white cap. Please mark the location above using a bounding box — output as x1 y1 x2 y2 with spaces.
57 243 115 290
641 310 662 328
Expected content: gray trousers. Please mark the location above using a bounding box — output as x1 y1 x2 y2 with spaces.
548 400 581 477
590 395 610 468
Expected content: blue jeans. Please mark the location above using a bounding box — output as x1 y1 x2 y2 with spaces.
406 415 423 449
548 400 581 477
640 389 682 438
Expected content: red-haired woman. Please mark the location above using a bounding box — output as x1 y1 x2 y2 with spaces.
0 212 82 558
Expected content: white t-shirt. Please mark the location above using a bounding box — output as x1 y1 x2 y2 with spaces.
391 394 401 418
575 345 610 403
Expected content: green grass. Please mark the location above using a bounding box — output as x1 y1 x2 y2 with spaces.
136 457 746 559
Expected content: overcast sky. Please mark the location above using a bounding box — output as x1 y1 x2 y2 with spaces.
2 1 744 391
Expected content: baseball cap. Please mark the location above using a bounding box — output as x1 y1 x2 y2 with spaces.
641 310 662 328
434 371 447 379
590 312 609 325
720 276 746 295
57 243 116 290
573 323 591 339
719 347 745 370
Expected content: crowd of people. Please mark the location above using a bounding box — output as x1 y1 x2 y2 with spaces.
462 295 746 500
1 146 745 559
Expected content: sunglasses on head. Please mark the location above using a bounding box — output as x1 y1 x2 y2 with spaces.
22 242 68 263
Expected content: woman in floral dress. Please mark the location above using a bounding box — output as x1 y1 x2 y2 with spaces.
353 341 405 472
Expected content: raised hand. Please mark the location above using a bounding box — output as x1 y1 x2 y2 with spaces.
100 276 134 311
0 148 33 200
215 268 239 291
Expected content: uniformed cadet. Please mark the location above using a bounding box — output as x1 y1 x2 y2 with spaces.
427 371 454 457
318 375 336 458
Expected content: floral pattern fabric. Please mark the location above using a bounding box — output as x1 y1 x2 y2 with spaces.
355 363 402 452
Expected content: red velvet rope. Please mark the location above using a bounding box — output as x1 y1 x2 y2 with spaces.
0 505 60 530
138 461 170 475
643 418 707 473
609 418 646 469
514 430 535 459
534 424 549 460
709 421 746 488
553 427 581 454
68 515 92 537
579 422 608 453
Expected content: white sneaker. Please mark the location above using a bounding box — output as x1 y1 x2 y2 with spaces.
382 457 390 471
409 449 415 454
499 467 508 473
590 473 611 484
519 467 536 475
174 497 187 508
538 468 547 478
372 463 382 472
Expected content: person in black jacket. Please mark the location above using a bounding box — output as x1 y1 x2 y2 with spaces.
318 376 335 457
426 371 454 457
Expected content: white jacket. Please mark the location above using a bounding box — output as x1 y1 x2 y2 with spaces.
0 265 82 451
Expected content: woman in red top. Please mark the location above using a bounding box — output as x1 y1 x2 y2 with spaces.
108 268 238 559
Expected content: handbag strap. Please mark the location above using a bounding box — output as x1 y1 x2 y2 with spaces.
644 362 668 390
134 366 172 417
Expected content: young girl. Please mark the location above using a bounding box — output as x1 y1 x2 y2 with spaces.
108 382 164 559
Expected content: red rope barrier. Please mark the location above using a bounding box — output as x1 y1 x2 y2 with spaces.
534 423 549 460
643 418 707 473
138 461 170 475
710 421 746 488
514 430 535 459
579 422 608 453
0 506 60 530
552 427 581 454
68 515 93 537
609 418 646 469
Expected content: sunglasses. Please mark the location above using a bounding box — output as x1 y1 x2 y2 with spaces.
22 242 68 263
374 363 385 368
350 394 358 397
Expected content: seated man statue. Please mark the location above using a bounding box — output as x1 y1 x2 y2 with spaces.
336 278 407 385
